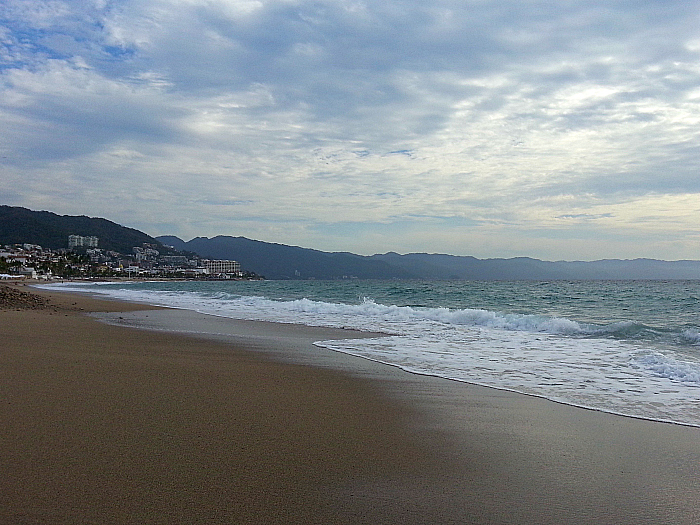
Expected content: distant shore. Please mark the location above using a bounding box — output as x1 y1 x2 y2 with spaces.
2 283 700 524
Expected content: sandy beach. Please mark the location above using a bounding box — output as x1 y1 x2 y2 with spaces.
2 283 700 524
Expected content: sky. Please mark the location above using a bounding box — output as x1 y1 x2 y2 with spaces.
1 0 699 261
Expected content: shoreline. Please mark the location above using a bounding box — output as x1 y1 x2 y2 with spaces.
100 302 700 430
35 280 700 429
3 284 700 523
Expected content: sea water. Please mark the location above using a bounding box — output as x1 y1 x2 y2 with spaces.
42 279 700 426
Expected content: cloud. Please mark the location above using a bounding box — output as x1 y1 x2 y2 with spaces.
1 0 699 259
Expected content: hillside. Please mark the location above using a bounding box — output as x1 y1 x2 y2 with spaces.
0 206 164 254
159 235 415 280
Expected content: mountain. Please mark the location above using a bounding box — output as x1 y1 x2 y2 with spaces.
3 205 696 279
370 253 700 280
0 205 164 254
159 235 415 280
158 235 700 280
157 235 188 251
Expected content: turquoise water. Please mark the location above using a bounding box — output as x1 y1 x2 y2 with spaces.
45 279 700 426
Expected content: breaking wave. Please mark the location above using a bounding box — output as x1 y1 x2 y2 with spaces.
636 353 700 385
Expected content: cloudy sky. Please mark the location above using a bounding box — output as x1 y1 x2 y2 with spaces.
1 0 698 260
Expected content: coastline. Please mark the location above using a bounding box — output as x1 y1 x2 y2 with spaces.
3 283 700 524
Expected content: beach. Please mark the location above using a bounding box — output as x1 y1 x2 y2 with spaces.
2 283 700 524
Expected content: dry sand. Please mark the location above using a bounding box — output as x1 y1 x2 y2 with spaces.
2 283 700 524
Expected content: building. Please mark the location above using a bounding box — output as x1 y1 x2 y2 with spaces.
133 246 159 263
68 235 99 248
202 259 241 276
17 267 37 279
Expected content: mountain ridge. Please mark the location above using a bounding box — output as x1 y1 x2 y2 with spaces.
1 205 697 279
158 234 700 280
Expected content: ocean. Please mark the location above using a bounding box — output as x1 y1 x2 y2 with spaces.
43 279 700 427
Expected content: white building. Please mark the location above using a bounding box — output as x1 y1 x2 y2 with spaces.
68 235 99 248
202 259 241 276
18 267 37 279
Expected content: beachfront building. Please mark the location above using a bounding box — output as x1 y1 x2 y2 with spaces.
17 267 37 279
202 259 241 277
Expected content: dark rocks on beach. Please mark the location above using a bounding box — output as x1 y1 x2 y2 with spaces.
0 284 50 310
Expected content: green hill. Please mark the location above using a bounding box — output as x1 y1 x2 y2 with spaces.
0 206 163 254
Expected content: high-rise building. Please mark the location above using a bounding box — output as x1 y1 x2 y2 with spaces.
68 235 99 248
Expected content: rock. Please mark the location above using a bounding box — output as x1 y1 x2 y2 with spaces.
0 284 51 310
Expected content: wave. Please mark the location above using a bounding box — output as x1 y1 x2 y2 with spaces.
680 329 700 346
243 296 587 334
40 283 689 343
280 297 665 340
636 353 700 385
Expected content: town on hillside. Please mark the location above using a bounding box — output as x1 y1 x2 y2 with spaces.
0 235 261 280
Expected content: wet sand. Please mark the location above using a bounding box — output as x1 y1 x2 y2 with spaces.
2 283 700 524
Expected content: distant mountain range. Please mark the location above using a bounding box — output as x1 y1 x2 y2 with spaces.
2 206 698 279
158 235 700 280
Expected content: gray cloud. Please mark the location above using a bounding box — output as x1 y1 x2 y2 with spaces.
1 0 698 259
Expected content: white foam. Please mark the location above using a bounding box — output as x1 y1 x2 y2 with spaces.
636 353 700 384
681 329 700 345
